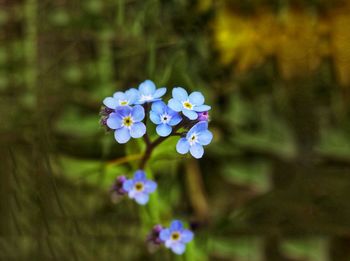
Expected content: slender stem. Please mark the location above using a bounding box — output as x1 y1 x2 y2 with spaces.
138 121 185 170
143 103 151 146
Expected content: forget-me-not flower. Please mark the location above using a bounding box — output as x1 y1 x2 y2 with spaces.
150 101 182 137
106 105 146 143
122 170 157 205
159 220 194 255
176 121 213 159
135 80 166 104
103 88 139 109
168 87 211 120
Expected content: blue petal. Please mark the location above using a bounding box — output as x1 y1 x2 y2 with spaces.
103 97 118 109
130 122 146 138
176 138 190 154
151 100 166 114
139 80 156 95
115 106 132 117
190 144 204 159
168 112 182 126
114 127 131 143
131 105 145 122
134 170 146 180
170 220 183 231
125 88 139 104
150 111 161 124
180 230 194 243
156 123 172 137
172 87 188 101
171 243 186 255
122 179 134 192
194 104 211 112
153 87 167 99
189 92 204 106
168 98 182 112
134 193 149 205
113 92 126 101
198 130 213 145
144 180 157 193
159 229 171 241
191 121 208 134
183 109 198 120
128 189 137 199
106 113 122 129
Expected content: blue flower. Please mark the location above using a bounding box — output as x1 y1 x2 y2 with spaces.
149 101 182 137
106 105 146 144
159 220 194 255
135 80 167 104
168 87 211 120
122 170 157 205
103 88 139 109
176 121 213 159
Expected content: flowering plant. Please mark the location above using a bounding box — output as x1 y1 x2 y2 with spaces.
101 79 212 255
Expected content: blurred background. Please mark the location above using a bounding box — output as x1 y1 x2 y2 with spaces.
2 0 350 260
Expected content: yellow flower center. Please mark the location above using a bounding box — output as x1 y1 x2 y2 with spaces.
123 116 133 127
183 101 193 110
135 182 144 191
171 232 180 241
119 100 128 106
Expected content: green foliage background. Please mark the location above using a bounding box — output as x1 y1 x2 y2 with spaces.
1 0 350 260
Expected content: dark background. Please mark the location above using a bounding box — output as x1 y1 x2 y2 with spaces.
2 0 350 260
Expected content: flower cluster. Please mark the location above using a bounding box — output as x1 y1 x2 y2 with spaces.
147 220 194 255
100 79 213 158
111 170 157 205
102 80 212 255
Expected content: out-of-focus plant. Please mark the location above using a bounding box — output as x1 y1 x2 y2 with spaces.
212 2 350 86
100 79 213 255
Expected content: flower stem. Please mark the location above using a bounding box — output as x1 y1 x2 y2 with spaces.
139 123 184 170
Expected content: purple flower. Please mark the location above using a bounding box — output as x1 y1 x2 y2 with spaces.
168 87 211 120
197 111 209 121
150 101 182 137
135 80 167 104
159 220 194 255
122 170 157 205
110 176 128 195
176 121 213 159
147 225 164 245
106 105 146 144
103 88 139 109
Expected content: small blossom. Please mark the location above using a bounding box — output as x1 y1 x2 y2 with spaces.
103 88 139 109
168 87 211 120
149 101 182 137
106 105 146 144
110 176 128 195
135 80 167 104
110 176 127 203
100 106 114 116
176 121 213 159
159 220 194 255
147 224 164 245
197 111 209 121
122 170 157 205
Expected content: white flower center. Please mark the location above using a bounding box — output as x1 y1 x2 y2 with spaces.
160 113 171 124
119 100 129 106
182 100 193 110
122 115 134 128
188 133 198 146
140 94 153 102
